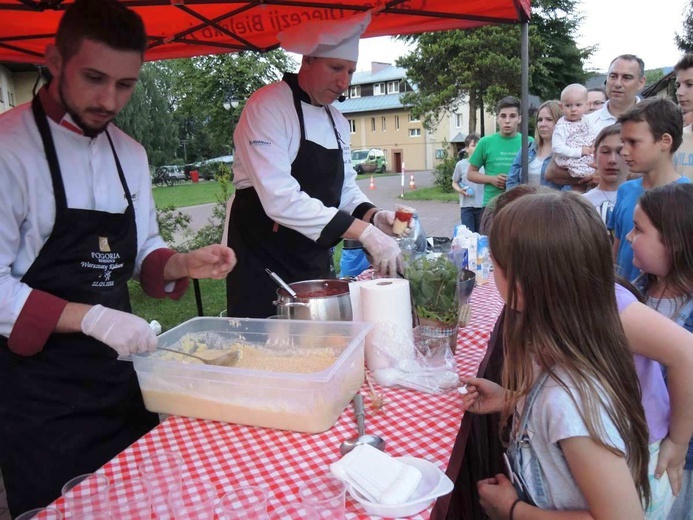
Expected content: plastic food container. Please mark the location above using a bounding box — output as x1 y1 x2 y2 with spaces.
345 456 453 517
131 317 371 433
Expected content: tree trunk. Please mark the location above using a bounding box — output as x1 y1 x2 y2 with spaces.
468 91 478 135
480 99 486 137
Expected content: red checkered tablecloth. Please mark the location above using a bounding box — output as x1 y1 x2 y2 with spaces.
51 280 503 519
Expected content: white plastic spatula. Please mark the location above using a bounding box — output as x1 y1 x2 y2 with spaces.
330 444 422 505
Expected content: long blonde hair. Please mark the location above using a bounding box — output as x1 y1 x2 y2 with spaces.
490 191 650 506
535 100 562 150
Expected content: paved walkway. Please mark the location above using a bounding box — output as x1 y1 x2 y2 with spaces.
176 170 460 242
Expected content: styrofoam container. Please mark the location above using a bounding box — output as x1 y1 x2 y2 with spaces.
130 317 371 433
345 456 454 517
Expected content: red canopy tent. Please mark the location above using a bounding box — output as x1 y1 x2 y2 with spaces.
0 0 530 63
0 0 535 179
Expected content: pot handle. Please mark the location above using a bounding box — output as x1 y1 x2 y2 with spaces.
273 300 311 308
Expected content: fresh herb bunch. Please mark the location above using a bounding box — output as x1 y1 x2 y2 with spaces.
405 255 459 325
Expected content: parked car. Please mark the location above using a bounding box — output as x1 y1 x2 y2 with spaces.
351 148 386 174
199 155 234 180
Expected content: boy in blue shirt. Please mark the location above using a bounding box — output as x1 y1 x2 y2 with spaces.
610 98 690 281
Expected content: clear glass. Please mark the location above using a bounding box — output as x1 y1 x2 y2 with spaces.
15 508 63 520
108 477 151 519
168 479 217 520
298 476 346 520
268 503 319 520
60 473 110 518
220 486 268 520
138 451 183 519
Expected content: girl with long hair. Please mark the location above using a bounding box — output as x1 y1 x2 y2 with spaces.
462 191 650 518
506 100 563 190
627 183 693 518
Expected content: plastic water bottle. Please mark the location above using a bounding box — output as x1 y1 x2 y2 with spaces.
477 236 490 281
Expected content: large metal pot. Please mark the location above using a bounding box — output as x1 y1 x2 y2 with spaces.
273 279 352 321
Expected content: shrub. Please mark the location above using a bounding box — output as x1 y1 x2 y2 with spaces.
433 154 458 193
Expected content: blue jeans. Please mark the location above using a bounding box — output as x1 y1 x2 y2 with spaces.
460 207 484 234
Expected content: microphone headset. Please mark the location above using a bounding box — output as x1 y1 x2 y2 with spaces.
338 95 346 102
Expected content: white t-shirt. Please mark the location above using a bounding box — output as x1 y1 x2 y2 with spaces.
0 100 166 337
231 79 372 242
527 156 544 186
517 368 626 510
583 188 618 209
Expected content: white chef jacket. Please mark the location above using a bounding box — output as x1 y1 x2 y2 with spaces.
232 79 372 242
0 99 167 338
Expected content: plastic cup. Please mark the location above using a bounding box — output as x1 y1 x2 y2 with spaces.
168 479 217 519
393 204 415 235
138 451 183 519
269 503 319 520
15 507 63 520
220 486 268 519
61 473 110 517
298 475 346 520
108 477 151 519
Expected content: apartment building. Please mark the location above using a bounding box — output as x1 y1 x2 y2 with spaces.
0 63 43 114
338 62 495 172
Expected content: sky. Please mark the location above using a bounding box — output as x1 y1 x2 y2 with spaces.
354 0 690 74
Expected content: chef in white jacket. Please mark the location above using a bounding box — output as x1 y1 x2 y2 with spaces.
226 12 406 318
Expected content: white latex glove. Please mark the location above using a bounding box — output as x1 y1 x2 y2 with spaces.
81 304 157 356
373 210 413 237
359 224 402 277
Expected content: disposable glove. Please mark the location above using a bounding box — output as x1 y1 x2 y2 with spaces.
81 304 157 356
359 224 402 277
373 209 413 237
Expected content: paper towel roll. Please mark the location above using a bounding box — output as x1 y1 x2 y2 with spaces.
357 278 414 370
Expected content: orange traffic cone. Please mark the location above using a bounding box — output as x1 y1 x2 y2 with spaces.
409 172 417 190
369 175 376 190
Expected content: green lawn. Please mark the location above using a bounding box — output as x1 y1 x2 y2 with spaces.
152 181 234 208
401 187 457 202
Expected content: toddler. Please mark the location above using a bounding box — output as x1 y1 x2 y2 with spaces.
553 83 596 179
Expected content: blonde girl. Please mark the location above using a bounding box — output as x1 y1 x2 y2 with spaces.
462 191 650 519
627 182 693 519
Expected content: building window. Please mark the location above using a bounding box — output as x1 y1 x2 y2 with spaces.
8 91 14 108
348 119 356 133
387 81 400 94
373 82 386 96
408 113 420 123
349 85 361 98
435 149 446 159
409 128 421 137
395 115 400 130
371 117 376 132
381 117 386 131
455 114 463 128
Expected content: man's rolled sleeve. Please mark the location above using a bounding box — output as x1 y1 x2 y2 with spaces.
140 248 189 300
8 290 68 356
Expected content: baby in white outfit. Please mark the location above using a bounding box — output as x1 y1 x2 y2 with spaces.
553 84 596 178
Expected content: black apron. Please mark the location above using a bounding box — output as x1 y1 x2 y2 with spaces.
0 96 158 516
226 74 345 318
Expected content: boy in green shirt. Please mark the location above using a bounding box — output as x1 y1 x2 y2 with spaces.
467 96 528 207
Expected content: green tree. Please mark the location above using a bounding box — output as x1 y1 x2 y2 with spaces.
396 0 592 133
645 68 665 86
168 51 295 163
115 62 179 168
677 0 693 52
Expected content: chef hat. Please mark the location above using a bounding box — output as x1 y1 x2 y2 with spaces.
278 11 371 63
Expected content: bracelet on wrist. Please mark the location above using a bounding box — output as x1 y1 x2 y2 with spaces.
509 498 522 520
